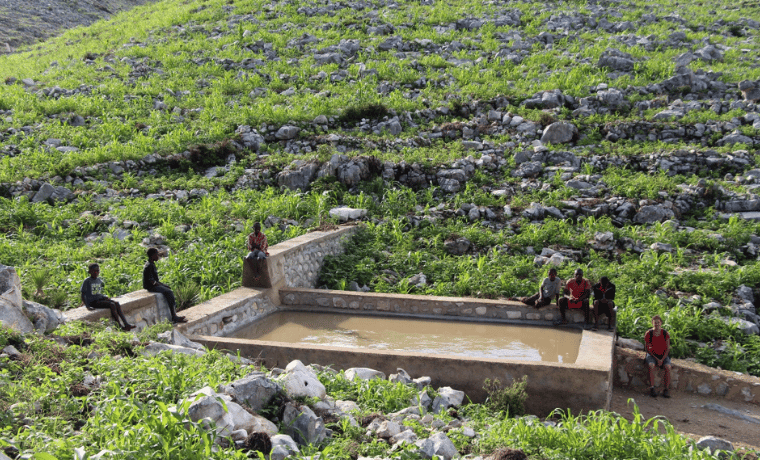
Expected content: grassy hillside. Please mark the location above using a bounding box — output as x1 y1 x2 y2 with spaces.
1 0 760 380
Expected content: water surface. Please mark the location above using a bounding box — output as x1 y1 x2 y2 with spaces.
231 311 581 363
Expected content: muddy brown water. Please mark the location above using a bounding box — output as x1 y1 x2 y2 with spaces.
231 311 582 363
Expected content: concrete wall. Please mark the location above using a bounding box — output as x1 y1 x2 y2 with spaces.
179 287 277 337
64 290 173 329
195 329 614 417
243 226 357 293
65 226 356 334
280 287 590 324
615 347 760 405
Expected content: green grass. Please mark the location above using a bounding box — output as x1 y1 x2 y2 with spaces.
1 322 746 459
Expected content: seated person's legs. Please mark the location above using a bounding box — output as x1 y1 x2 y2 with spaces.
519 292 540 307
557 297 569 323
149 285 185 323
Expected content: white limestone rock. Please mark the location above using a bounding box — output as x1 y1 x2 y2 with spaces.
432 387 465 413
276 360 326 400
218 372 281 412
141 342 206 357
415 432 459 460
270 434 300 460
282 403 327 446
345 367 386 381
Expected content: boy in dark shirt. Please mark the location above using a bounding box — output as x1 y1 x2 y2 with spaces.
592 276 616 332
80 263 135 331
143 248 186 323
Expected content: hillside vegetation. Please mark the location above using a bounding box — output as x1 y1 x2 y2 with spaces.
2 0 760 457
1 0 760 378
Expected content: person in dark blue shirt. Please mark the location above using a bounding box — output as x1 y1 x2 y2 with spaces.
81 263 134 331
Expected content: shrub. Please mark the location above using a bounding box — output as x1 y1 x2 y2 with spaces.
483 376 528 417
175 280 201 311
337 103 389 125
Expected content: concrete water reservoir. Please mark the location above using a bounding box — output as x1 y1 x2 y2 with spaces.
196 288 614 416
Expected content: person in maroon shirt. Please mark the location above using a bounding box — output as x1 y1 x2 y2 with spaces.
245 222 269 280
555 268 591 326
645 315 671 398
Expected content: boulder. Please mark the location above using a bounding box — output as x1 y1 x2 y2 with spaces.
275 125 300 140
375 420 402 439
345 367 386 381
218 372 281 412
21 300 65 333
157 329 205 351
415 432 459 460
723 317 759 335
598 49 635 71
269 434 300 460
0 264 22 307
617 337 645 351
540 122 578 144
0 298 34 333
141 342 206 357
282 403 327 446
696 436 733 456
276 360 326 400
31 183 55 203
633 205 675 224
185 394 236 436
444 237 471 256
389 368 414 385
276 161 319 190
328 206 367 222
432 386 464 413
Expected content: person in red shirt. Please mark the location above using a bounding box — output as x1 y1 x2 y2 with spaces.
645 315 671 398
245 222 269 280
554 268 591 326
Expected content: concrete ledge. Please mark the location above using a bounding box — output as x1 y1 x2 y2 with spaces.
615 347 760 405
193 329 613 417
280 287 591 324
64 290 162 326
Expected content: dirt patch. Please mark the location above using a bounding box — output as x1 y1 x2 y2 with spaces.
612 386 760 454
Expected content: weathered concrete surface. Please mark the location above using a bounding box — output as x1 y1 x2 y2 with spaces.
193 329 614 417
615 347 760 405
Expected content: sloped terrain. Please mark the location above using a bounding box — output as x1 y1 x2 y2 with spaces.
1 0 760 384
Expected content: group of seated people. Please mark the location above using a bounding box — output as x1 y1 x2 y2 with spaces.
514 267 616 332
514 268 673 398
79 223 270 331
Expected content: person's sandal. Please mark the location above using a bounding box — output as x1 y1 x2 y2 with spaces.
591 326 598 331
662 389 670 398
650 387 657 398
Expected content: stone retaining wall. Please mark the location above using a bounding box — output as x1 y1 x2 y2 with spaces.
615 347 760 405
179 287 277 337
279 287 591 324
243 226 357 291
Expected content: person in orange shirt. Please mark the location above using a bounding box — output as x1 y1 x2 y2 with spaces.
645 315 672 398
554 268 591 326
